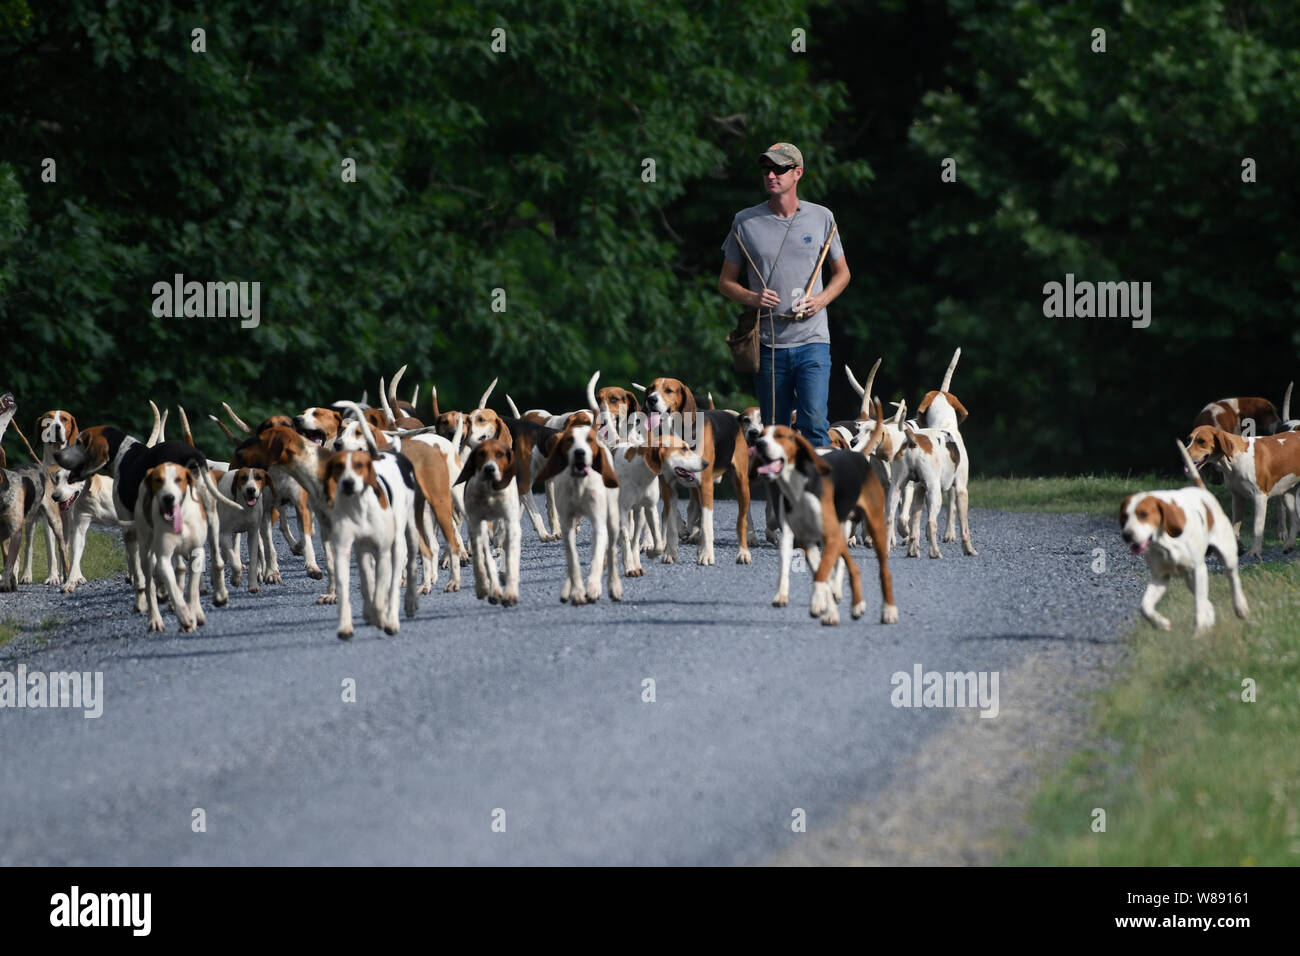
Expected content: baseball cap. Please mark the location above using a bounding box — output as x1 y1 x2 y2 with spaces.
759 142 803 167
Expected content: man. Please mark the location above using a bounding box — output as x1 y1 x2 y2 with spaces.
719 142 849 448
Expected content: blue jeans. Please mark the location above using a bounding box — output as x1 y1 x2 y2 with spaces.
754 342 831 447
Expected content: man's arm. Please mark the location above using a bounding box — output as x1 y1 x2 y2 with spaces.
719 258 780 310
794 254 850 318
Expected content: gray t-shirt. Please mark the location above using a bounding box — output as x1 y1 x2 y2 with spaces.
721 200 842 348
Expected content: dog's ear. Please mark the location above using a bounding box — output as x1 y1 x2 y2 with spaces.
538 434 570 483
595 444 619 489
680 385 697 416
945 392 969 423
187 459 204 501
917 391 936 416
1212 428 1235 459
625 390 640 412
1159 498 1187 537
454 451 476 485
1119 494 1134 528
324 455 342 505
640 446 663 475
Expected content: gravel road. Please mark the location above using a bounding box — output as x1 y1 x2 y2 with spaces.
0 499 1151 865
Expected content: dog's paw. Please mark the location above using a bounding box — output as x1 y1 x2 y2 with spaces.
337 624 354 640
851 600 867 619
772 592 789 608
697 552 715 567
736 550 752 565
249 585 260 595
306 566 324 580
881 603 899 624
147 616 166 632
316 592 337 605
444 580 461 593
626 567 644 578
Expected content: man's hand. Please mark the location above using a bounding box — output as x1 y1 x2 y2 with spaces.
756 287 781 309
794 293 823 317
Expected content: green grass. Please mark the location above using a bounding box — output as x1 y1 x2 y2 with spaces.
1006 547 1300 865
971 473 1167 516
20 528 125 583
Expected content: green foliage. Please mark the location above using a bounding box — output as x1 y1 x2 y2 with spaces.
1 1 1297 474
0 0 858 453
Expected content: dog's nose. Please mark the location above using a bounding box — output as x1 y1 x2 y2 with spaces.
1121 529 1132 542
161 494 175 508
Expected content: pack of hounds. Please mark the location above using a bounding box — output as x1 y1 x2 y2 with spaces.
1122 383 1300 634
0 350 982 636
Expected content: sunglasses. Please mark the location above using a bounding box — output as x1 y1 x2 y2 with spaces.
761 164 796 175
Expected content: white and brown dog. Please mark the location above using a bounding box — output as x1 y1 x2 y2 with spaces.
49 467 117 593
1120 441 1249 632
644 376 752 566
136 461 213 632
456 437 521 605
25 408 79 585
212 466 280 592
1185 424 1300 557
538 418 622 604
324 445 420 638
610 434 707 576
753 409 899 626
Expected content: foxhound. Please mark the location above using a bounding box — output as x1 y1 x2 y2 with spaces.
1185 424 1300 558
1120 441 1250 632
29 408 78 585
538 419 623 604
212 466 280 592
56 428 238 612
1192 392 1285 436
49 468 117 593
891 424 977 558
753 410 899 626
467 383 563 544
217 402 321 577
135 461 228 632
644 377 752 565
0 461 48 592
456 438 522 605
610 435 707 576
324 445 420 638
331 415 470 582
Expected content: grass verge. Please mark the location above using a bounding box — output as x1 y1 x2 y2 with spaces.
19 528 125 583
1005 554 1300 865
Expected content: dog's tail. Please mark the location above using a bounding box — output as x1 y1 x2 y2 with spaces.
389 364 408 415
860 399 886 458
940 347 961 393
586 371 601 412
1176 438 1205 490
378 374 398 427
222 402 252 434
1284 381 1294 422
845 358 882 420
431 385 441 419
506 395 522 419
177 405 195 446
209 414 241 446
477 377 498 412
146 400 168 447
